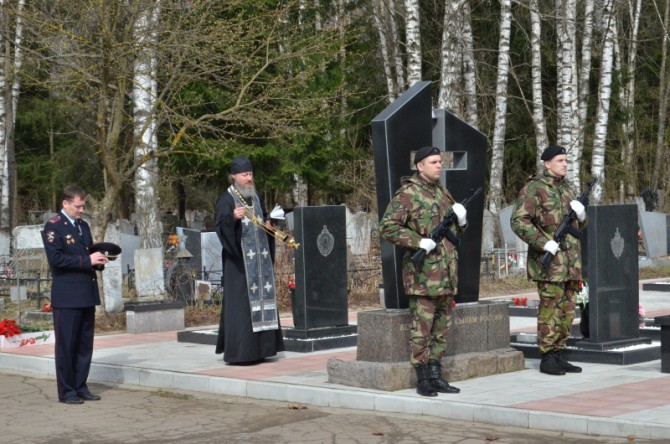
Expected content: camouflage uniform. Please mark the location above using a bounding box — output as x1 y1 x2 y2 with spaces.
510 170 587 354
379 174 464 367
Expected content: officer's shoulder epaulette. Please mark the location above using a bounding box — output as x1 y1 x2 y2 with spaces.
47 214 62 224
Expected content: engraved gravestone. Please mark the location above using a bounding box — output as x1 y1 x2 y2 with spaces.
580 205 644 348
433 109 487 303
292 206 348 329
284 205 356 352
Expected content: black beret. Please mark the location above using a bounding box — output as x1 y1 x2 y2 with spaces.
414 146 441 165
90 242 122 260
540 145 567 161
231 156 253 174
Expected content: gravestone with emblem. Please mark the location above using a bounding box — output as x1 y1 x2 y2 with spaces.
283 205 357 352
580 205 650 349
512 204 658 364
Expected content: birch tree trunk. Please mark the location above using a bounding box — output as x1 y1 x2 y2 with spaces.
133 0 162 249
487 0 512 214
577 0 594 165
437 0 464 112
404 0 422 86
461 1 478 127
652 0 670 192
530 0 548 173
591 0 616 203
616 0 642 201
557 0 579 186
372 0 397 102
0 0 9 233
7 0 24 230
388 0 405 93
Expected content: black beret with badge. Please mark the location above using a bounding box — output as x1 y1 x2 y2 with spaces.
414 146 441 165
89 242 122 260
540 144 567 161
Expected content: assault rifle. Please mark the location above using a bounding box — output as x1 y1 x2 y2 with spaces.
411 187 483 267
539 178 597 268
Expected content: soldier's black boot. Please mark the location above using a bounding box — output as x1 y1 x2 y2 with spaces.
428 362 460 394
556 350 582 373
415 364 437 397
540 350 566 375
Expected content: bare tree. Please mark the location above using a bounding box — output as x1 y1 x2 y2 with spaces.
404 0 422 85
133 0 162 249
529 0 548 173
488 0 512 214
591 0 617 203
651 0 670 195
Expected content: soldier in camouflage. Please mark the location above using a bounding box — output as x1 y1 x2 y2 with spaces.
510 145 588 376
379 146 465 397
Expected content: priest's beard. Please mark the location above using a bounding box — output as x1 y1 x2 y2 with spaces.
235 182 256 199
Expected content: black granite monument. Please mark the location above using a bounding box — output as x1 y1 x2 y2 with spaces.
372 81 433 309
283 205 357 352
432 109 487 303
328 83 524 390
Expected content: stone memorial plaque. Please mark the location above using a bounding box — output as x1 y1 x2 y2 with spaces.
134 248 165 298
584 205 640 346
639 210 667 258
372 81 433 309
0 232 10 256
201 231 223 283
13 225 45 250
103 222 123 313
497 205 520 247
119 233 141 272
293 206 348 330
434 109 486 303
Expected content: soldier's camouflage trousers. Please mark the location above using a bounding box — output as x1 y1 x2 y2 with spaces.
409 295 454 367
537 280 579 354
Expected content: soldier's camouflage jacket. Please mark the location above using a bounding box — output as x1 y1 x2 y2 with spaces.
379 174 465 297
511 170 587 282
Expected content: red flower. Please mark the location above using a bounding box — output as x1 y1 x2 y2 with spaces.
522 297 528 306
42 304 53 312
0 319 22 337
514 298 520 306
286 276 296 290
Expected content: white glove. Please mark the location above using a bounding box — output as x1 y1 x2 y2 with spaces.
543 240 559 255
570 200 586 222
452 203 467 226
419 238 437 253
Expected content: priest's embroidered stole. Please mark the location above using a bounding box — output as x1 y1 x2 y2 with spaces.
228 185 279 332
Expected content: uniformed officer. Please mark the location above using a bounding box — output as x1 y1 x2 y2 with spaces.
510 145 587 375
379 146 466 397
42 185 109 404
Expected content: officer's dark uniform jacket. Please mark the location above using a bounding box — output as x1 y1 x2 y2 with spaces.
43 213 100 308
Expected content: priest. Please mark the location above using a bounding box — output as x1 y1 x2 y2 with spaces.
214 156 285 364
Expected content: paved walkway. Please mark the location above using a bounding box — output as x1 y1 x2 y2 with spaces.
2 280 670 441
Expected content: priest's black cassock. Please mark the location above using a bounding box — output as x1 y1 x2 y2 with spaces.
214 190 284 364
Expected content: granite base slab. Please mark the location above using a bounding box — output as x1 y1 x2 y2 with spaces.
327 348 525 391
177 329 218 345
642 282 670 292
511 333 660 365
283 325 358 353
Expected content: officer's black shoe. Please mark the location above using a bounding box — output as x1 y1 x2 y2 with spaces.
415 364 437 397
555 350 582 373
80 392 102 401
428 362 460 394
540 351 566 375
61 396 84 405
